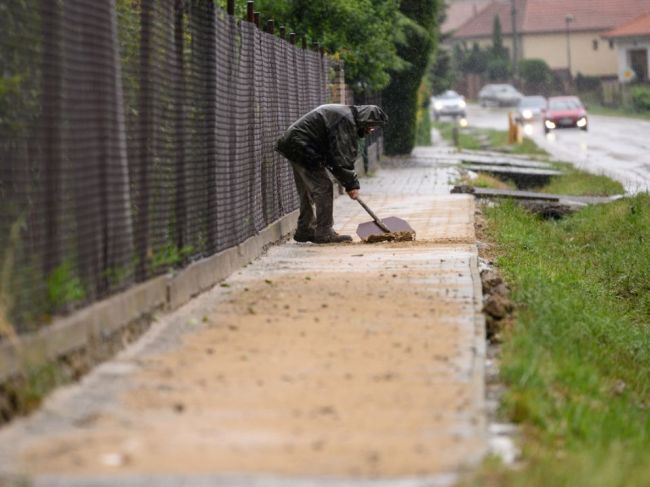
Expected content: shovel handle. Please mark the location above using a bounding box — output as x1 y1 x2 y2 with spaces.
356 197 391 233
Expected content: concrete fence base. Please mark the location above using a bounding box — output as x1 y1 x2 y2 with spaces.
0 211 299 385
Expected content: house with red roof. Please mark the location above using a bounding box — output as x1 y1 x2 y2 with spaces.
604 12 650 81
450 0 650 78
441 0 494 35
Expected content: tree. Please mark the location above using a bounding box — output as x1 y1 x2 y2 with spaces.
254 0 403 93
429 47 455 95
426 3 454 96
519 58 553 92
486 15 510 81
382 0 439 154
463 42 487 75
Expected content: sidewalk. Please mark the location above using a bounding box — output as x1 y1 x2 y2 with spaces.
0 148 486 486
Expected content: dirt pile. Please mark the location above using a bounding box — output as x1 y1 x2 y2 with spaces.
365 231 416 243
480 268 514 342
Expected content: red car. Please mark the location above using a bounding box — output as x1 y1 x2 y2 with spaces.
544 96 588 133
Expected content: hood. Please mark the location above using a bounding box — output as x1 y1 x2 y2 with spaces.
353 105 389 129
547 108 586 119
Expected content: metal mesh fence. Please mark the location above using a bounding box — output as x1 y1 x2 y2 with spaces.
0 0 329 335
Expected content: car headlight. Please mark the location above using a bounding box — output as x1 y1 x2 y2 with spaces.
576 117 587 127
545 120 556 129
522 109 533 119
459 100 466 109
434 101 443 110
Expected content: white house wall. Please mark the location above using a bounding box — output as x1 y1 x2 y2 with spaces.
522 31 619 77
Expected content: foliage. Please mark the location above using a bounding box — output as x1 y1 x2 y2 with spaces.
462 42 488 75
415 83 432 146
428 47 455 95
486 57 510 81
542 162 624 196
254 0 403 93
630 85 650 112
383 0 439 154
472 194 650 486
426 2 453 96
518 58 553 85
484 15 511 81
433 122 548 156
150 244 195 272
0 0 41 137
46 261 86 311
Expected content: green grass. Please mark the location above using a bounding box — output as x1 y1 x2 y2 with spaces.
470 194 650 487
586 103 650 121
542 162 625 196
442 124 625 197
433 122 548 156
472 174 516 190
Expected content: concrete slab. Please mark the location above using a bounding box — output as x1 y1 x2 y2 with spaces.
0 148 486 486
453 186 622 205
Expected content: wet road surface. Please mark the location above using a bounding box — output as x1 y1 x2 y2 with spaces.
464 104 650 193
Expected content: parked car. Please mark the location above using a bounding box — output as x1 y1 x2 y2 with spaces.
543 96 588 133
431 90 466 120
478 84 523 107
515 95 547 123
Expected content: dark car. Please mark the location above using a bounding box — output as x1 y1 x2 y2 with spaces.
431 90 467 120
478 84 523 107
515 95 547 123
544 96 588 133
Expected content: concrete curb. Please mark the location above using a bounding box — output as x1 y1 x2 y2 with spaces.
0 211 299 384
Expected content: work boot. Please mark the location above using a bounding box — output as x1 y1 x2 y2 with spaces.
312 230 353 244
293 228 315 243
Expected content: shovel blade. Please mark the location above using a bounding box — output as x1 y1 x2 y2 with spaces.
356 216 415 241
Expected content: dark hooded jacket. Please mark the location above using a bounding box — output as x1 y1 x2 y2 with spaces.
275 104 388 191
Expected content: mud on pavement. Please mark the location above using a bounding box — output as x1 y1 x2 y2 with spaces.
0 165 487 485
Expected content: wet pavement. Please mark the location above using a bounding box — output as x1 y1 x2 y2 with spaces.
465 104 650 193
0 149 486 486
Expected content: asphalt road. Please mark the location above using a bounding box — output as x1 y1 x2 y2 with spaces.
464 104 650 194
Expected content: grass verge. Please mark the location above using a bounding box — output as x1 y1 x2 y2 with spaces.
542 162 625 196
468 192 650 486
433 121 548 157
445 125 625 197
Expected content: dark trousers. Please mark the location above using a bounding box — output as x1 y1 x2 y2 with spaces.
290 161 333 236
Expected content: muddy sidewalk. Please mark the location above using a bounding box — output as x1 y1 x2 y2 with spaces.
0 150 486 486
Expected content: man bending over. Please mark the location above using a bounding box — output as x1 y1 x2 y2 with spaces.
275 104 388 244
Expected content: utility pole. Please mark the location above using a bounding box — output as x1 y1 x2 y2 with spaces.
511 0 518 79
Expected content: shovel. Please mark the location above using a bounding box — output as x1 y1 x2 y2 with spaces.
355 197 415 242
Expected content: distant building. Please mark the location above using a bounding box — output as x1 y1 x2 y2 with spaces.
441 0 494 35
604 12 650 82
450 0 650 78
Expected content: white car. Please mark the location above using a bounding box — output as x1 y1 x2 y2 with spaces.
431 90 467 120
479 84 523 107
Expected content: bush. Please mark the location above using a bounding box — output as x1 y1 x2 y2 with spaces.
518 58 552 86
630 85 650 112
486 58 510 81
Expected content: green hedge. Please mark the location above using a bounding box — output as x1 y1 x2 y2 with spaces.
630 85 650 112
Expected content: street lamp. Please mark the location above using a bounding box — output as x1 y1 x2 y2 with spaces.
565 14 574 79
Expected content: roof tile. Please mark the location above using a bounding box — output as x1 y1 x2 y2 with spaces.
453 0 650 38
604 11 650 37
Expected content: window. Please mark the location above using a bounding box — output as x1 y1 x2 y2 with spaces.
593 40 599 50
